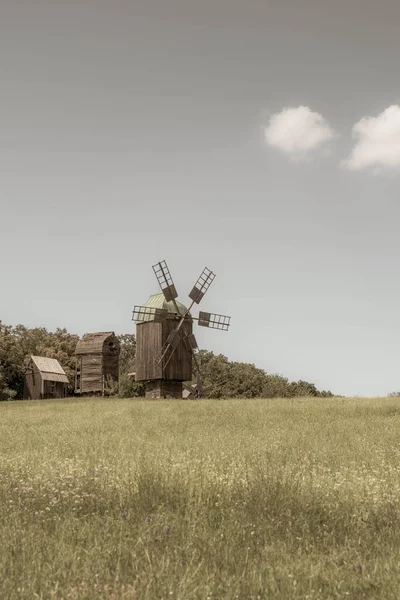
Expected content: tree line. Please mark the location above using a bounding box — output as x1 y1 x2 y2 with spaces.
0 321 334 400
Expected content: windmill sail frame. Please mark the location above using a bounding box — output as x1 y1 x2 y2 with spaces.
133 260 231 398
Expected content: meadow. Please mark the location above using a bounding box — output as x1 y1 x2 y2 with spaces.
1 397 400 599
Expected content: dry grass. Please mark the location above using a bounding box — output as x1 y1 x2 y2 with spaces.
1 397 400 599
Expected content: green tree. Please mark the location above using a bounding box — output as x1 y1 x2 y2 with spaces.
0 321 335 400
0 323 79 398
115 333 145 397
193 350 334 399
0 367 16 401
262 374 291 398
287 380 319 397
118 334 136 374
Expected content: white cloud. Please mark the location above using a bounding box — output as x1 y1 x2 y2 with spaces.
344 105 400 171
264 105 335 158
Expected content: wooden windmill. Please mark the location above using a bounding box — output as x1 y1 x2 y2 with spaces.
132 260 231 399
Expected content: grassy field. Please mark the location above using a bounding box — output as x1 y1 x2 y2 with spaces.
1 397 400 599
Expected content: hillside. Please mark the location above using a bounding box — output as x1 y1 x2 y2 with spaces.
0 322 334 400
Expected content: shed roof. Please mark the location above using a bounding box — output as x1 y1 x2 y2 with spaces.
41 372 70 383
30 356 69 384
137 293 189 323
75 332 119 355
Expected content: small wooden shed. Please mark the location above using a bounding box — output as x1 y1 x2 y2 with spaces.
75 332 120 396
23 356 69 400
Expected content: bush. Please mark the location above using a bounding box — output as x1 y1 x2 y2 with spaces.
0 370 17 401
118 372 145 398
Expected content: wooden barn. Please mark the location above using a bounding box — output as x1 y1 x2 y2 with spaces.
23 356 69 400
135 293 193 398
75 332 120 396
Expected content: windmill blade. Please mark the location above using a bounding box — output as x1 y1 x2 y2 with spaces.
155 299 193 370
188 267 216 304
155 327 183 369
185 333 199 353
183 372 212 399
182 334 205 396
183 333 201 366
195 373 212 398
183 383 197 398
132 305 169 323
153 260 178 303
166 328 181 349
198 311 231 331
182 332 199 361
196 370 204 395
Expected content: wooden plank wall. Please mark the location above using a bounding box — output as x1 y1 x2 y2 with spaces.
23 361 43 400
75 355 82 393
75 334 120 395
43 381 67 399
135 320 193 382
135 322 163 381
163 320 193 382
81 354 103 393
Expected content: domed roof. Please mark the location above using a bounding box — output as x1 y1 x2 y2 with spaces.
76 332 120 355
137 293 189 323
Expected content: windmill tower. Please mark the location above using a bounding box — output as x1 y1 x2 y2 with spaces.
132 260 231 399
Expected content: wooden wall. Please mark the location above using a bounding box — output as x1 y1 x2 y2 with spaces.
163 320 192 381
79 354 103 394
135 319 193 382
23 361 43 400
75 334 120 395
135 322 163 381
42 381 67 399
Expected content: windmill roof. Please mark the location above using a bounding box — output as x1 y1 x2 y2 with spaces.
138 293 189 323
30 356 69 383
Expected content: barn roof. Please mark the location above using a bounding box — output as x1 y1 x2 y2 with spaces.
30 356 69 384
41 372 70 383
75 332 119 355
138 293 189 323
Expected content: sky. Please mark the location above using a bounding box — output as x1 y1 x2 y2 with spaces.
1 0 400 397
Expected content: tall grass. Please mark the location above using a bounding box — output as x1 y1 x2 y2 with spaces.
1 397 400 599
